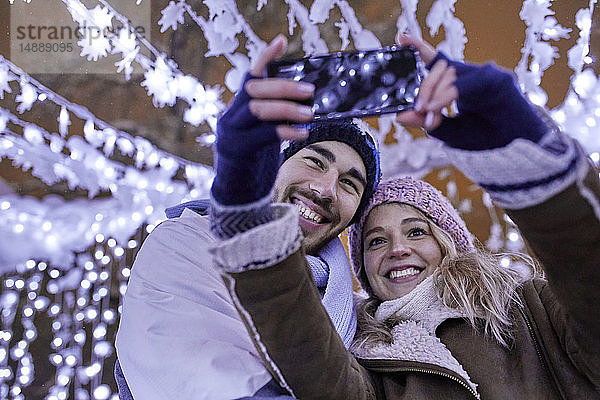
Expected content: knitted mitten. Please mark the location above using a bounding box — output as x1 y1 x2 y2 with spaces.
426 52 547 150
210 73 281 238
211 73 282 206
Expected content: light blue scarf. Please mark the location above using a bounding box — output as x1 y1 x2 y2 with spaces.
306 237 357 349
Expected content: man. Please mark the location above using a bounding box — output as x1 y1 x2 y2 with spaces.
114 34 380 400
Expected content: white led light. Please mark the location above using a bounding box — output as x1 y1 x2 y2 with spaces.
93 324 107 339
86 362 102 377
34 298 48 310
65 355 77 366
103 310 115 322
93 384 111 400
86 308 98 320
43 222 53 232
74 332 86 344
57 374 70 386
51 354 63 365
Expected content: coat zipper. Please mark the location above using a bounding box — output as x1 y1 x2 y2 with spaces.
362 360 479 399
396 366 479 399
518 306 548 372
518 305 565 400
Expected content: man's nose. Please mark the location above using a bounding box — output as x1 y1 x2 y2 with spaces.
309 171 338 201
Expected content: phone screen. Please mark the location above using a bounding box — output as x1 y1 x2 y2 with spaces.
266 46 423 121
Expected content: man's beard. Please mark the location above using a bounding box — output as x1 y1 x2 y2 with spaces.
273 185 342 256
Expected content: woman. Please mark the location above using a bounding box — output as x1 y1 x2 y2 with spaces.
210 36 600 399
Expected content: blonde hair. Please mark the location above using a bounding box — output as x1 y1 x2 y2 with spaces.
351 205 537 351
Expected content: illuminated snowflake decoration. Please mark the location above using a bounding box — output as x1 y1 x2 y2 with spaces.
15 81 37 114
158 0 186 32
111 28 139 55
0 63 13 99
141 57 178 107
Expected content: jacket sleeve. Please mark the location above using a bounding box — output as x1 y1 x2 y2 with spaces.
211 204 376 399
507 162 600 389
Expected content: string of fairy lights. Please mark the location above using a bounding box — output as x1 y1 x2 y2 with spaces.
1 0 599 398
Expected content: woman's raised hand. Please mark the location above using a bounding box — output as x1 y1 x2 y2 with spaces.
394 33 458 131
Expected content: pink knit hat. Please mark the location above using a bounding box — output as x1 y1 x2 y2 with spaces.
348 176 475 292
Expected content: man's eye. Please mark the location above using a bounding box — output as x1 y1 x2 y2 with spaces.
306 156 324 169
341 178 359 193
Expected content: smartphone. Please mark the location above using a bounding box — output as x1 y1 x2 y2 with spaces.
266 45 424 121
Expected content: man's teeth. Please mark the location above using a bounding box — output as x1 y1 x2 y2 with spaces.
295 203 324 224
389 268 421 279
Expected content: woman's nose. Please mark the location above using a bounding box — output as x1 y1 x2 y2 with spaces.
388 240 411 259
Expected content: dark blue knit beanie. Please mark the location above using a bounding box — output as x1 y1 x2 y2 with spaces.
280 119 381 224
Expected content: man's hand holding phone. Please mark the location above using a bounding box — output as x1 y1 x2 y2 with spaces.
243 34 314 142
212 34 313 206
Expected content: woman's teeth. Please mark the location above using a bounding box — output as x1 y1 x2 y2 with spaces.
389 268 421 279
295 203 324 224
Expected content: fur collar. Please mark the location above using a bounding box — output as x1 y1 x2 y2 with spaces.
353 277 480 397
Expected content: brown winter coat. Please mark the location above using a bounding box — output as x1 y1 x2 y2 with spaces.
223 165 600 399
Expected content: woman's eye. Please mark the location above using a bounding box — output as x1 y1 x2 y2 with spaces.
367 237 385 247
408 228 427 238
